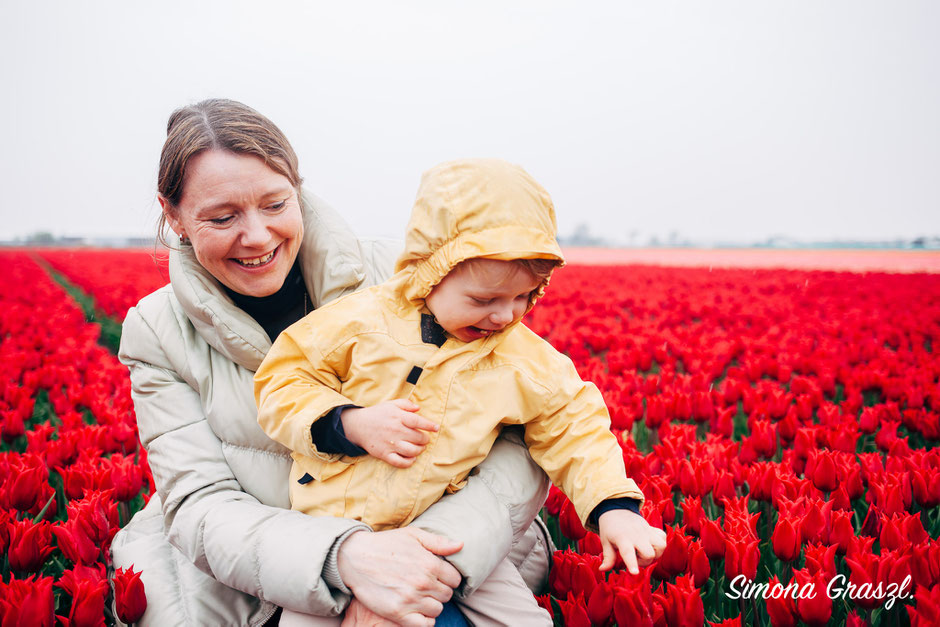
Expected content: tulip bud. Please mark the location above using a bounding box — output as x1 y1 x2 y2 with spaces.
113 566 148 624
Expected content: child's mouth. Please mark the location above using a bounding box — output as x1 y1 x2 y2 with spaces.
466 326 494 339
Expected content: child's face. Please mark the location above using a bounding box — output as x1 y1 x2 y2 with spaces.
426 259 541 342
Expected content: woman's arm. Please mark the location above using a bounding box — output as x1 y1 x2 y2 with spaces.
120 302 367 616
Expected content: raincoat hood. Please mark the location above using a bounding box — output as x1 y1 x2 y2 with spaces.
394 159 565 307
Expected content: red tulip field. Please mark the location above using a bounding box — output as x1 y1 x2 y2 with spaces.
2 248 939 626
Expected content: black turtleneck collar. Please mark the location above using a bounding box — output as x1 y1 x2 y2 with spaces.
223 260 311 341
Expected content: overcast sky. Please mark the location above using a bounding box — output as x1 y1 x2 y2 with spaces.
2 1 938 245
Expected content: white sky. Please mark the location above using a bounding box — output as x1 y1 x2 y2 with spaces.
2 1 938 245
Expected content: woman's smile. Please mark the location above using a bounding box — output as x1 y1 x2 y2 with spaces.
231 246 278 268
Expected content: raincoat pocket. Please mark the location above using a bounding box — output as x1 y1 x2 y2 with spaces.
290 451 352 484
288 452 355 517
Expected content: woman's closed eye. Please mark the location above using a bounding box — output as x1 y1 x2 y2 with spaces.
265 200 287 212
209 215 234 225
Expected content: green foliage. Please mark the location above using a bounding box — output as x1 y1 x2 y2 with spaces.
38 262 122 354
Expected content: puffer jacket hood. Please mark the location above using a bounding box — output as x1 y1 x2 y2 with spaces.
394 159 565 307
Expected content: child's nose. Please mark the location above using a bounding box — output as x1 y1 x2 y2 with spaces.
489 306 513 326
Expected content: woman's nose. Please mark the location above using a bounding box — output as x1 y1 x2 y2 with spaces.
239 212 272 248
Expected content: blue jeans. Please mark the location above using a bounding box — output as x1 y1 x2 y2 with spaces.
436 601 468 627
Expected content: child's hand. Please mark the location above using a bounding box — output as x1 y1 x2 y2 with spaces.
341 400 439 468
597 508 667 574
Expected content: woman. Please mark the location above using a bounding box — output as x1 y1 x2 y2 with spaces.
110 99 553 626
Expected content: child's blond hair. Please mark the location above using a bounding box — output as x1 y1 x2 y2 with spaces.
456 257 561 291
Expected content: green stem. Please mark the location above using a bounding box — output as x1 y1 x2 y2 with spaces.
32 493 56 523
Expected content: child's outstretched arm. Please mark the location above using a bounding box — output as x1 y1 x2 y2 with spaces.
341 399 438 468
597 509 667 574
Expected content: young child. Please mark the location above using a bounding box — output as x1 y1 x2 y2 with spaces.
255 158 665 625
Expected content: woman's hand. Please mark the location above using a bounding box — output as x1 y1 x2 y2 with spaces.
597 509 667 574
336 528 463 626
340 599 401 627
341 400 439 468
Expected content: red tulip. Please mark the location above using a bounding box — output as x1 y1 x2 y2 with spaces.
578 531 603 556
880 515 908 552
803 543 838 581
654 525 690 580
772 517 802 563
56 566 109 627
0 508 11 551
912 468 940 508
653 575 704 627
765 575 797 627
6 454 48 512
613 589 654 627
712 470 737 503
806 450 839 492
69 489 119 546
845 550 895 611
7 519 54 573
558 592 591 627
829 509 855 554
586 580 613 626
794 570 831 626
688 541 710 588
910 541 940 588
559 500 587 541
724 538 759 581
549 551 577 598
544 486 566 516
700 517 726 560
0 574 55 627
800 499 831 545
750 419 777 459
845 611 869 627
109 453 146 502
53 518 102 566
1 409 25 442
907 583 940 626
678 459 707 497
681 496 704 536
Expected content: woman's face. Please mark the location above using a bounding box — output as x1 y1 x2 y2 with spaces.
161 150 304 297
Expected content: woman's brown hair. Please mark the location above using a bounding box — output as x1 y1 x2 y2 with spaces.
156 99 304 246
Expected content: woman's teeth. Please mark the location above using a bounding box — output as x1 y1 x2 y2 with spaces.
234 250 275 266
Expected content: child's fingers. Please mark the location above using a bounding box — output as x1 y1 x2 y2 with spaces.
621 545 640 575
384 452 417 469
650 528 668 557
400 428 430 446
390 399 420 412
392 440 424 459
401 412 439 433
635 539 657 562
599 538 617 572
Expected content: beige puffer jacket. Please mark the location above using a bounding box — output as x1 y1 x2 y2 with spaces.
110 191 552 626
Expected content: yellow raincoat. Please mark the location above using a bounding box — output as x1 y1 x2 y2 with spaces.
255 159 643 531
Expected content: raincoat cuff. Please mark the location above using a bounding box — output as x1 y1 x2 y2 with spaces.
588 497 642 527
310 404 367 456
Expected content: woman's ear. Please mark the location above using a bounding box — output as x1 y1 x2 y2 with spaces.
159 195 185 237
